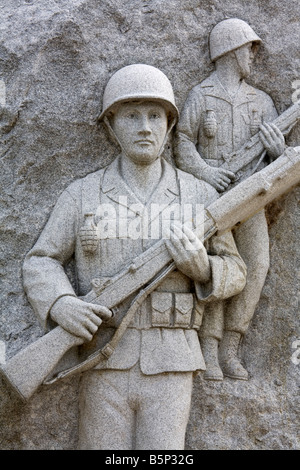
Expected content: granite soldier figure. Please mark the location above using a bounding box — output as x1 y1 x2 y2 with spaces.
175 19 286 381
23 64 246 449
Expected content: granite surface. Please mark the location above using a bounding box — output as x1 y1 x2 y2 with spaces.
0 0 299 449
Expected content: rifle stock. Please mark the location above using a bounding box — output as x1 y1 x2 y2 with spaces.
1 327 83 401
1 147 299 401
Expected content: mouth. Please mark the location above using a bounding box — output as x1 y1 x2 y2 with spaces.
135 139 154 145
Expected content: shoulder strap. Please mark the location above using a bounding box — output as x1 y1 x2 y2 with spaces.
176 169 201 230
80 169 105 221
176 169 199 204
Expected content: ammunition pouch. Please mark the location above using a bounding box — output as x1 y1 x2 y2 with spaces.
150 291 203 330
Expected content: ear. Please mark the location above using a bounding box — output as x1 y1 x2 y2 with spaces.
167 115 177 135
251 42 260 56
103 115 120 147
157 115 177 158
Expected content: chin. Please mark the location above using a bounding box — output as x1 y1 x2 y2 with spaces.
131 153 159 165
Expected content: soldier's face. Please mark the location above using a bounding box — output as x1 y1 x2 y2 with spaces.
235 43 255 78
111 101 168 165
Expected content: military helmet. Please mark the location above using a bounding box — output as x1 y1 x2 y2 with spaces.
99 64 179 122
209 18 262 62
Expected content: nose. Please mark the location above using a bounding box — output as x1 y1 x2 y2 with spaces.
138 116 151 135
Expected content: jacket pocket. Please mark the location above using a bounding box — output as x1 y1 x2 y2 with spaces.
150 292 173 327
174 293 194 328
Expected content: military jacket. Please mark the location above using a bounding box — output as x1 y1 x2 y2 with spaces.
23 157 246 374
175 72 278 179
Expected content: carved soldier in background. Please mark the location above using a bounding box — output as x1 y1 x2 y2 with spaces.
23 64 246 449
175 19 285 381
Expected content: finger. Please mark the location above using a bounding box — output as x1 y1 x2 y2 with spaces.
87 312 103 326
220 169 235 180
91 304 112 321
168 232 183 250
170 230 190 251
217 180 229 190
165 234 180 251
259 130 270 149
217 186 226 193
165 238 182 262
259 124 271 143
259 122 271 136
270 123 284 141
264 122 278 142
80 329 93 342
169 223 182 240
83 317 100 334
78 308 102 325
172 225 196 250
72 323 93 342
180 234 200 252
181 225 203 249
219 175 231 184
168 231 194 260
214 181 226 192
183 237 196 252
181 224 196 241
171 224 190 243
72 335 85 346
260 123 277 145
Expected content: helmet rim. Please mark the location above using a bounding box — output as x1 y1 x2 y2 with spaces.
209 18 262 62
98 64 179 122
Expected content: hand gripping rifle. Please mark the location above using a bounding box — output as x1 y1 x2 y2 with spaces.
221 100 300 178
1 147 300 401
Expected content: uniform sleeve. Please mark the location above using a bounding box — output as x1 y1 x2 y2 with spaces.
260 91 279 122
23 186 81 330
258 90 287 162
194 180 247 302
174 87 209 175
194 230 247 302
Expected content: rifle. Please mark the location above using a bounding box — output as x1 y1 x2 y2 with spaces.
221 100 300 177
1 146 300 401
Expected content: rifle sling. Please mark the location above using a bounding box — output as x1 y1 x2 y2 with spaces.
43 261 176 384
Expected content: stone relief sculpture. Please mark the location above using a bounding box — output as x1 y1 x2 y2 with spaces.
0 22 299 452
20 64 247 449
175 18 287 381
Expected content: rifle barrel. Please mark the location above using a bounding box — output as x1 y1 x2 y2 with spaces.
222 101 300 174
1 147 299 400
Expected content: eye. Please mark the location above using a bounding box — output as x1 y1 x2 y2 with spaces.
149 112 161 120
126 112 139 120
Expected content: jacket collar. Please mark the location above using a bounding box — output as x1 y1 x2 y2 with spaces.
201 71 257 106
101 155 180 219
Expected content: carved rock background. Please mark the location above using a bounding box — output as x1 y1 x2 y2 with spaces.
0 0 299 450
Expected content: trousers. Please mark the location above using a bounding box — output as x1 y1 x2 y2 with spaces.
78 362 193 450
200 210 270 339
